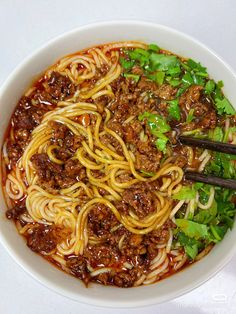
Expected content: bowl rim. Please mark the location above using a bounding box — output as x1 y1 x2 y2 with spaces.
1 19 236 308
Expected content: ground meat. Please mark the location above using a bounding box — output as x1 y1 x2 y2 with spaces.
66 255 90 284
64 159 84 178
124 121 143 144
7 95 49 162
135 150 162 172
6 204 26 220
179 86 217 130
7 142 23 164
107 118 124 136
180 85 202 110
31 153 62 181
47 71 75 100
129 234 143 247
155 84 177 100
84 244 121 268
88 204 118 237
144 219 174 252
100 134 123 155
26 225 59 254
138 77 158 91
13 96 47 132
31 153 77 190
122 184 157 218
96 272 110 285
31 133 87 188
51 121 70 140
112 271 136 287
199 111 217 129
51 121 84 153
120 234 148 267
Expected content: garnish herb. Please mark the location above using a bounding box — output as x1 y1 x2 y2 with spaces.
167 99 181 121
138 112 170 152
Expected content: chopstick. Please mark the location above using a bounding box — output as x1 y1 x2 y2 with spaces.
179 136 236 155
185 171 236 190
179 135 236 189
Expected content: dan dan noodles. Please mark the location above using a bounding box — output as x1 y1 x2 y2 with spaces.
2 41 236 287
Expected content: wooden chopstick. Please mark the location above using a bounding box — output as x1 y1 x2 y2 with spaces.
185 171 236 189
179 135 236 189
179 136 236 155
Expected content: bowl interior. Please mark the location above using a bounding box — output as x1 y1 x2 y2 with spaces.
1 21 236 307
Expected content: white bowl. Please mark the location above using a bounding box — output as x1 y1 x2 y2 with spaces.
1 21 236 308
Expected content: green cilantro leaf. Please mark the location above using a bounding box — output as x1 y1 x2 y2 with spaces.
155 133 169 152
209 127 224 142
119 57 135 71
138 112 170 152
149 53 180 72
187 59 207 74
148 44 160 52
155 71 165 85
182 72 194 86
167 99 181 121
128 48 149 67
194 200 218 224
205 80 215 94
215 97 235 115
123 73 140 82
178 232 200 259
173 186 196 200
175 219 209 240
148 71 165 85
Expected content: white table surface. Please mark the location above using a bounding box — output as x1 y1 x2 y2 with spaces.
1 0 236 313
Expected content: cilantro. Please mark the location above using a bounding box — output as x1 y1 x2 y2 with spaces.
175 182 236 258
155 71 165 85
215 190 236 229
205 80 215 94
209 127 224 142
181 72 194 86
187 59 207 74
148 71 165 85
155 134 169 152
173 186 196 200
175 219 209 240
205 152 236 179
123 73 140 82
215 97 235 115
149 53 180 72
138 112 170 152
194 200 217 224
217 80 224 89
186 108 195 123
138 112 170 134
176 85 189 97
166 66 181 76
192 73 206 86
224 127 236 142
148 44 160 52
168 78 181 87
177 232 201 259
119 57 135 71
185 244 198 259
209 225 227 242
167 99 181 121
194 182 204 190
128 49 149 67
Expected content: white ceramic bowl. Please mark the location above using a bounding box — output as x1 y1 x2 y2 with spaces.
1 21 236 308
